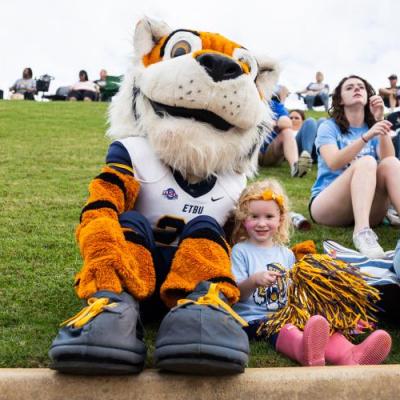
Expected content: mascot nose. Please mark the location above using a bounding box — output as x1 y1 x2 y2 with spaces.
196 53 243 82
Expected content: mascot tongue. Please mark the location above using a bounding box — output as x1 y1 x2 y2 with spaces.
150 100 234 131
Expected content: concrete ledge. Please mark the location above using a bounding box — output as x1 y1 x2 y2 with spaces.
1 366 400 400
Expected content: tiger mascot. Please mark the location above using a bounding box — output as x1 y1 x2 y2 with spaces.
49 17 279 375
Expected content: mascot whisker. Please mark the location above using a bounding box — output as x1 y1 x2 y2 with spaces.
49 17 279 375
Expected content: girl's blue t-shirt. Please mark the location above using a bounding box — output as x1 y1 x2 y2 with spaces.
311 119 379 198
231 241 296 323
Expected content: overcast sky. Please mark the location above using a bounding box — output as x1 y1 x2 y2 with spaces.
1 0 398 107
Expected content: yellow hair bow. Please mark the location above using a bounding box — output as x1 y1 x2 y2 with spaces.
261 189 284 210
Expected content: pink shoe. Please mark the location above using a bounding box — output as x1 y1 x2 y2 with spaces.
325 330 392 365
276 315 330 366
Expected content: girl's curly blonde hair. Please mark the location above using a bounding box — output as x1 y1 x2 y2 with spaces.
231 179 291 245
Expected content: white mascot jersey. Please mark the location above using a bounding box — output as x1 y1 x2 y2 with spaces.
118 137 246 246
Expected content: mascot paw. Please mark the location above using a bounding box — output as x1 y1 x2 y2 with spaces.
49 291 146 375
154 281 249 375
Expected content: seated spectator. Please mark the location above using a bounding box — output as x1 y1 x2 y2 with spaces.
309 74 400 258
271 83 289 103
298 71 330 112
56 86 71 100
387 110 400 158
68 70 98 101
94 69 107 92
289 109 326 162
259 86 311 177
95 70 122 102
379 74 400 111
9 67 37 100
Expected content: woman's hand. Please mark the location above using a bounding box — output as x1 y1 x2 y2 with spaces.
251 270 281 287
369 95 385 121
365 120 392 140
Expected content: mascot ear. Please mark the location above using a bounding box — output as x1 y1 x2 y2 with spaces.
134 17 172 58
255 56 280 100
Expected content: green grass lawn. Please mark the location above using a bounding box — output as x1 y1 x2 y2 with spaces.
0 101 399 368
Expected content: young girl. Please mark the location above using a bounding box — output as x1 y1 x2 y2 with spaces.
310 75 400 259
231 179 392 366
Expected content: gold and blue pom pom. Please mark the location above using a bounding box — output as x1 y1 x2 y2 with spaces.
257 254 380 339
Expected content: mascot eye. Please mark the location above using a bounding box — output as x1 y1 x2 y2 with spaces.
163 31 202 60
171 40 191 58
233 48 258 80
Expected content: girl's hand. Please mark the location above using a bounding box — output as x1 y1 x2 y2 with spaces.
251 271 281 287
365 120 392 140
369 95 385 121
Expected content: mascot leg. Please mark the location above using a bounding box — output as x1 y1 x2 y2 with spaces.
49 211 155 375
275 315 330 366
154 216 249 375
325 330 392 365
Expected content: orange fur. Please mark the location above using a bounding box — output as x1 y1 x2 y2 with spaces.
75 218 155 299
142 31 242 67
161 237 239 308
77 166 140 236
103 166 140 210
291 240 317 261
123 236 156 300
76 208 118 242
199 32 240 56
142 36 168 66
86 180 125 214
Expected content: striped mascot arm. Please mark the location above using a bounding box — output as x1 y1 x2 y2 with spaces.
77 141 139 236
74 143 149 299
77 164 139 235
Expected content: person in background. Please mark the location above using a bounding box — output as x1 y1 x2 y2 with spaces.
68 70 98 101
94 69 108 101
394 237 400 278
379 74 400 111
259 85 311 177
384 110 400 226
289 109 326 163
298 71 330 112
310 75 400 258
387 110 400 158
9 67 37 100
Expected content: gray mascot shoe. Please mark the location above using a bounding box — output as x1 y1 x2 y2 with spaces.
154 281 249 375
49 291 146 375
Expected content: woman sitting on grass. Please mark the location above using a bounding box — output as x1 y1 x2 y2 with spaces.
68 70 98 101
259 86 311 178
289 109 326 163
231 178 391 366
309 75 400 259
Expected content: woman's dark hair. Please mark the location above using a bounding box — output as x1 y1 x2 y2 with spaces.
329 75 376 134
289 109 305 121
79 70 89 81
23 68 33 78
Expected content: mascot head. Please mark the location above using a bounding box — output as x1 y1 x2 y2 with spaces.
108 17 279 182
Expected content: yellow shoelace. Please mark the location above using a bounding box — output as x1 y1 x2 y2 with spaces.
177 283 248 327
61 297 118 328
